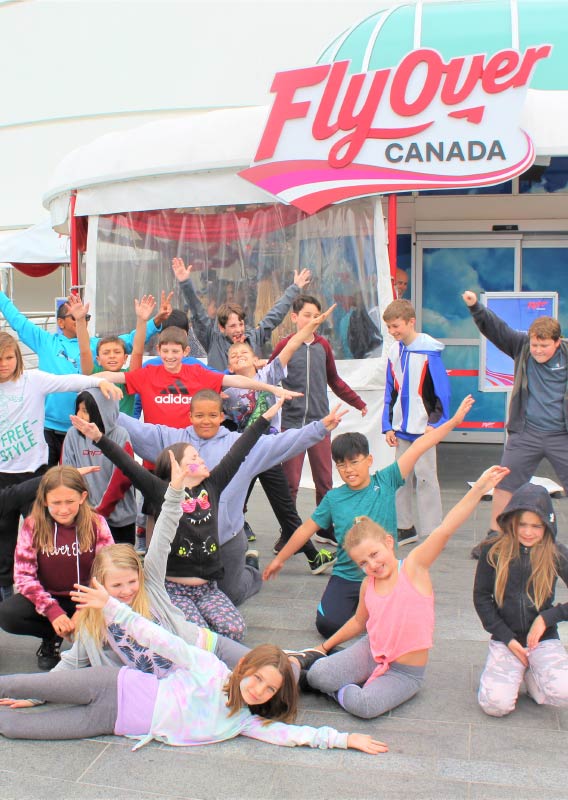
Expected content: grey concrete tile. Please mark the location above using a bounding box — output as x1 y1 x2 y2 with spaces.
470 723 568 769
469 784 568 800
439 757 568 791
80 742 278 799
0 772 178 800
0 737 108 780
269 763 470 800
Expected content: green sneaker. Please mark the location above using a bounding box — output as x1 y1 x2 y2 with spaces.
308 549 336 575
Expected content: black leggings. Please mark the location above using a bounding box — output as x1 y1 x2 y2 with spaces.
0 593 77 641
0 667 119 740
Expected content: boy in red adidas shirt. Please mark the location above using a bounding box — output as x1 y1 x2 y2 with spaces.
100 326 298 430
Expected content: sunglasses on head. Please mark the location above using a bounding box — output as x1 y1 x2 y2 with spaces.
60 313 92 322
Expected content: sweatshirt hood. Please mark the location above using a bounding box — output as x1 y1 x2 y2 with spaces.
405 333 445 353
83 388 119 434
497 482 557 540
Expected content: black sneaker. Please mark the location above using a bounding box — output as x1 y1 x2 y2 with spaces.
471 530 499 560
397 526 418 546
36 638 62 670
273 535 285 554
308 549 336 575
284 648 327 670
244 521 256 544
314 531 337 546
245 549 260 570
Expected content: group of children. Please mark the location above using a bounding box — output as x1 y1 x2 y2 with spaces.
0 272 566 756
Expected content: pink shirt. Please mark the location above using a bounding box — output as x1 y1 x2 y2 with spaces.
365 560 434 684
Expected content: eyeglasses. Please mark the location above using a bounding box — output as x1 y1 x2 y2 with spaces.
60 314 91 322
335 457 368 470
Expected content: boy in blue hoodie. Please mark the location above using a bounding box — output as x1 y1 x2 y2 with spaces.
382 299 451 545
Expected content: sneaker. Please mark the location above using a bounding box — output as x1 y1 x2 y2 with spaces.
273 535 285 554
308 549 336 575
244 521 256 544
245 549 260 570
397 526 418 547
314 531 337 546
135 534 147 555
36 638 62 670
284 648 327 670
471 530 499 560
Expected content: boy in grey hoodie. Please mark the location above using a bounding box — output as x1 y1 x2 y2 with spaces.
62 388 137 544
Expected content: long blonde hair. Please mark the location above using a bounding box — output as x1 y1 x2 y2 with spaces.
488 515 558 610
31 466 97 554
76 545 152 645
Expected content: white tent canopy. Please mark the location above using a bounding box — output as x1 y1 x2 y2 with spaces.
42 89 568 230
0 219 70 265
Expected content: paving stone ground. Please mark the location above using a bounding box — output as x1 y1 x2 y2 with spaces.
1 442 567 800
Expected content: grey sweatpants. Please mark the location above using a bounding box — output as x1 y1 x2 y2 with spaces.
0 667 119 740
307 635 425 719
395 439 442 536
218 528 262 606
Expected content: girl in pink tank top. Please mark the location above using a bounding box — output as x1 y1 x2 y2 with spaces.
300 465 509 719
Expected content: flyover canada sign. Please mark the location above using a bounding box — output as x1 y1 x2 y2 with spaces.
239 45 552 213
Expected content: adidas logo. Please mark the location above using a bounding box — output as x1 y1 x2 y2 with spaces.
155 379 192 404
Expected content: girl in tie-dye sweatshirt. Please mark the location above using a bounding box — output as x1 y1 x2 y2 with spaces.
0 482 387 757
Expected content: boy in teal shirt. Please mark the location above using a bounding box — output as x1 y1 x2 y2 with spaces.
264 396 473 636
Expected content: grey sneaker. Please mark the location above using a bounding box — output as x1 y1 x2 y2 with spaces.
308 549 336 575
245 549 260 570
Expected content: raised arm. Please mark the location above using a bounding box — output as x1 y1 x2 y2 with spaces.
255 269 311 345
397 395 474 480
462 290 527 358
67 294 94 374
130 294 157 371
172 258 213 349
409 466 510 571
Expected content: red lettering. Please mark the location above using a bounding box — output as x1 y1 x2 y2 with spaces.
254 65 330 161
312 61 350 140
390 49 443 117
482 50 520 93
327 68 391 167
441 54 485 105
510 45 552 88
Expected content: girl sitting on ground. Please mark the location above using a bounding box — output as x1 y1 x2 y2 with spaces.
474 482 568 716
0 467 388 756
70 400 285 641
295 465 509 718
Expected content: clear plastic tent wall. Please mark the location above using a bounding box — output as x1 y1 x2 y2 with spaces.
89 198 383 362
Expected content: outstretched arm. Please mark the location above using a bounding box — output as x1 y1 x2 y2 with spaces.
409 466 510 571
221 373 302 402
397 395 474 480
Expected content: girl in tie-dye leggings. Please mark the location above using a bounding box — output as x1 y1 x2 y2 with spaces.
474 482 568 716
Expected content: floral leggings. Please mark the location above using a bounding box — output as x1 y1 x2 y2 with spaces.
165 579 246 642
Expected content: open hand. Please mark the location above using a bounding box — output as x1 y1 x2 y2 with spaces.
508 638 529 667
134 294 157 322
168 449 187 491
347 733 388 754
474 465 510 495
293 268 311 288
321 403 349 432
273 387 303 402
462 291 478 307
262 557 284 581
527 615 546 650
71 578 109 610
98 380 123 401
172 257 192 282
0 698 34 708
70 414 103 442
452 395 475 425
77 465 101 476
66 293 90 321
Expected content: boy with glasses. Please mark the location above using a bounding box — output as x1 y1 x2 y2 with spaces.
264 398 472 637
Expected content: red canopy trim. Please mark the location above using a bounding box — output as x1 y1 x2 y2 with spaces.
105 205 307 243
12 263 61 277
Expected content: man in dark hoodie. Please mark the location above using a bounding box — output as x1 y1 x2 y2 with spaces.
463 290 568 536
473 482 568 716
